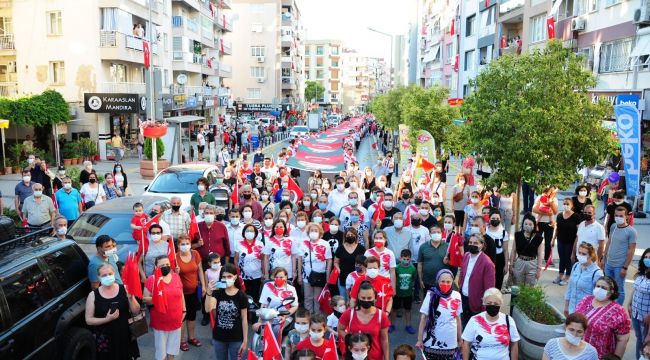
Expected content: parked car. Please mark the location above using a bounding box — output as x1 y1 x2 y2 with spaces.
68 196 171 261
142 163 222 206
289 125 308 138
0 231 93 360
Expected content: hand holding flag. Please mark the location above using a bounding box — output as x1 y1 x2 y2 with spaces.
152 267 168 313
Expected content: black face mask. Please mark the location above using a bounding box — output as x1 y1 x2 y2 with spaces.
402 194 410 200
490 219 501 227
467 245 480 254
171 205 181 212
583 214 593 221
485 304 500 317
243 193 252 200
358 300 374 309
215 214 225 221
345 236 356 244
89 179 97 184
160 266 172 276
414 199 423 206
411 218 422 227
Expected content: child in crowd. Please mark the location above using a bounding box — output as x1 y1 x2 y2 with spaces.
285 308 311 359
344 332 371 360
296 313 329 359
290 349 317 360
345 255 367 295
393 344 416 360
392 249 416 334
204 253 221 294
350 256 393 313
130 202 148 244
327 295 346 333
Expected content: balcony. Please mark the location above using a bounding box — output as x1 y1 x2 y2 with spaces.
214 9 233 32
99 31 159 65
499 0 524 22
281 56 293 67
218 0 232 9
100 0 165 23
219 63 232 78
0 34 15 53
102 82 147 93
172 52 202 73
202 58 219 76
218 38 232 55
200 0 215 19
281 0 292 6
282 77 296 90
0 82 18 98
172 0 201 12
281 13 293 26
172 16 200 39
281 34 293 48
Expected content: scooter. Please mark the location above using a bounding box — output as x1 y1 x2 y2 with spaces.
248 296 295 357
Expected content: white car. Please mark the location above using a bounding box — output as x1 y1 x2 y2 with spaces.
143 163 222 208
289 125 308 138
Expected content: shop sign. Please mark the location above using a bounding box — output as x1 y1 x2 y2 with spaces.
205 98 215 107
236 103 282 112
186 96 197 108
615 94 641 109
84 93 139 113
589 91 642 107
161 95 174 111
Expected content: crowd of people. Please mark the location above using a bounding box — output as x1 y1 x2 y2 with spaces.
13 114 650 360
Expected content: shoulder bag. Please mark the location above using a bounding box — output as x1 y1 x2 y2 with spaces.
307 244 326 287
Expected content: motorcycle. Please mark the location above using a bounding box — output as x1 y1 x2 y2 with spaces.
248 296 295 357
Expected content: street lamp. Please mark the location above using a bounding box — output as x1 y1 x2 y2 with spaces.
367 27 394 89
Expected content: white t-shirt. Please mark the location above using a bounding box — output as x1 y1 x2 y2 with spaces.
339 205 369 225
485 227 508 255
226 224 244 255
346 271 362 292
420 290 463 350
364 247 397 278
576 221 606 256
298 239 332 279
259 281 298 309
263 236 299 279
407 226 431 262
197 133 206 146
80 183 106 204
235 239 264 280
462 254 480 296
289 227 308 242
328 189 351 216
327 313 340 331
462 312 520 360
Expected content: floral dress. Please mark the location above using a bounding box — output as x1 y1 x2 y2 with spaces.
575 295 631 359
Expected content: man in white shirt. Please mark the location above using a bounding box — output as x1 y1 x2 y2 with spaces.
339 192 369 226
196 130 206 161
407 213 431 263
572 204 606 262
225 208 244 261
328 176 350 216
384 212 411 256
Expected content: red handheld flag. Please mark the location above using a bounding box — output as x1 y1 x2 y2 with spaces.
372 195 385 222
189 211 200 241
167 236 177 270
263 322 282 360
417 157 436 172
328 267 340 285
287 176 304 202
123 253 143 299
323 335 339 360
152 267 168 313
231 183 240 206
247 351 260 360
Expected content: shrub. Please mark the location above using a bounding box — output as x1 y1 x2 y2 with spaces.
3 207 21 225
62 142 78 159
513 285 562 325
144 137 165 161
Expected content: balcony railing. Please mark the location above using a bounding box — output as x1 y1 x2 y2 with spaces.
219 63 232 77
214 9 233 31
218 38 232 54
499 0 525 14
102 82 147 93
0 82 17 97
100 31 159 54
172 16 200 34
218 0 232 9
0 34 14 50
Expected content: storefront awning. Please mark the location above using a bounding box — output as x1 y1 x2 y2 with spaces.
165 115 205 124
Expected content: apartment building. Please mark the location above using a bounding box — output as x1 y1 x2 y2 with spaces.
341 49 390 113
304 39 341 110
224 0 304 116
5 0 233 160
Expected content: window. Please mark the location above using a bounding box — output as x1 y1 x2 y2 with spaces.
605 0 621 6
465 15 475 37
479 46 490 65
2 263 55 327
109 64 127 83
331 60 339 67
47 11 62 35
305 47 311 55
250 66 265 78
281 68 291 77
305 58 310 67
247 88 261 99
464 50 475 71
576 46 594 71
42 247 87 289
445 43 453 63
316 70 325 79
530 14 546 43
50 61 65 85
316 57 324 67
316 46 324 55
251 46 266 57
0 17 12 35
331 47 339 55
599 38 632 73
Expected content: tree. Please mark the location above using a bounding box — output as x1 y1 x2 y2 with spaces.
304 81 325 103
370 86 408 130
462 40 614 219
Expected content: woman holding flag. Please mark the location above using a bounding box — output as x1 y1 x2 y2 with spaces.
143 255 185 360
140 224 174 281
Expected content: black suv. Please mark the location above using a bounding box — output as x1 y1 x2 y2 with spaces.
0 228 95 360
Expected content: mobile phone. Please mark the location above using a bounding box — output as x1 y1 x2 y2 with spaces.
215 281 227 289
109 302 119 312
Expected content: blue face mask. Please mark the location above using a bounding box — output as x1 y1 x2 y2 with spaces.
350 215 360 223
355 265 363 273
318 203 327 211
644 258 650 268
100 275 116 287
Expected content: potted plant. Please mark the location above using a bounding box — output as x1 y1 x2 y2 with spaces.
140 137 168 179
511 285 565 359
4 159 13 174
62 142 75 166
78 138 97 161
140 119 168 138
9 143 23 173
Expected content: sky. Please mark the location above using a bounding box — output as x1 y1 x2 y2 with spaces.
297 0 415 60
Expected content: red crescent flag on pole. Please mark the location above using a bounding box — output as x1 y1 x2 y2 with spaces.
247 352 260 360
231 183 240 206
152 267 168 313
501 35 507 49
546 16 556 40
450 18 455 36
263 322 282 360
167 236 177 270
372 195 386 222
417 157 436 172
287 176 304 202
189 211 199 241
143 41 150 69
322 335 339 360
122 253 143 299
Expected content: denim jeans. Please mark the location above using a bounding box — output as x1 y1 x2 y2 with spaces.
604 263 625 305
213 339 242 360
633 317 649 359
338 283 348 301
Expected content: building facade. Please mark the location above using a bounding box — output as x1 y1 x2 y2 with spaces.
223 0 303 117
304 39 341 110
341 48 390 114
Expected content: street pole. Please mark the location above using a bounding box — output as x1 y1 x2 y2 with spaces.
368 27 394 88
147 0 158 176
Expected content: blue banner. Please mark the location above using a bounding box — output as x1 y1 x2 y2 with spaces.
614 104 642 197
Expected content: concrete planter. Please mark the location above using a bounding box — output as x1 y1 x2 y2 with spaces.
139 159 169 179
513 303 566 360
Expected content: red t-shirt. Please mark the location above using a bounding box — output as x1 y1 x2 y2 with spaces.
350 275 394 310
296 338 328 360
176 250 202 294
131 214 148 243
145 273 184 331
339 308 390 360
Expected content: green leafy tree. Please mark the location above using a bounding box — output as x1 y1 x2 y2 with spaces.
371 86 407 130
304 81 325 103
462 41 613 218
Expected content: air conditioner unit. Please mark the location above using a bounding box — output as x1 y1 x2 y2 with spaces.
7 61 16 73
571 18 586 32
257 77 265 83
633 0 650 24
257 56 265 63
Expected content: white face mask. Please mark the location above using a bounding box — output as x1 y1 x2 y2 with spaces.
336 183 345 191
294 323 309 334
366 268 379 278
418 209 428 216
104 248 117 256
243 211 253 220
309 331 324 341
57 227 67 235
312 216 322 224
33 191 42 197
204 214 215 223
383 200 393 208
336 305 346 313
296 220 306 229
330 224 339 233
150 234 162 242
593 287 609 301
63 183 72 190
576 254 588 264
563 205 572 212
349 182 358 189
444 223 453 231
223 278 236 287
470 197 480 204
180 244 191 253
351 352 368 360
309 231 319 240
565 330 582 346
211 264 220 271
261 194 269 201
245 231 256 240
393 219 403 228
197 185 206 192
23 176 31 182
302 200 311 207
614 216 625 225
230 218 240 226
431 233 442 241
264 219 273 227
579 191 587 197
